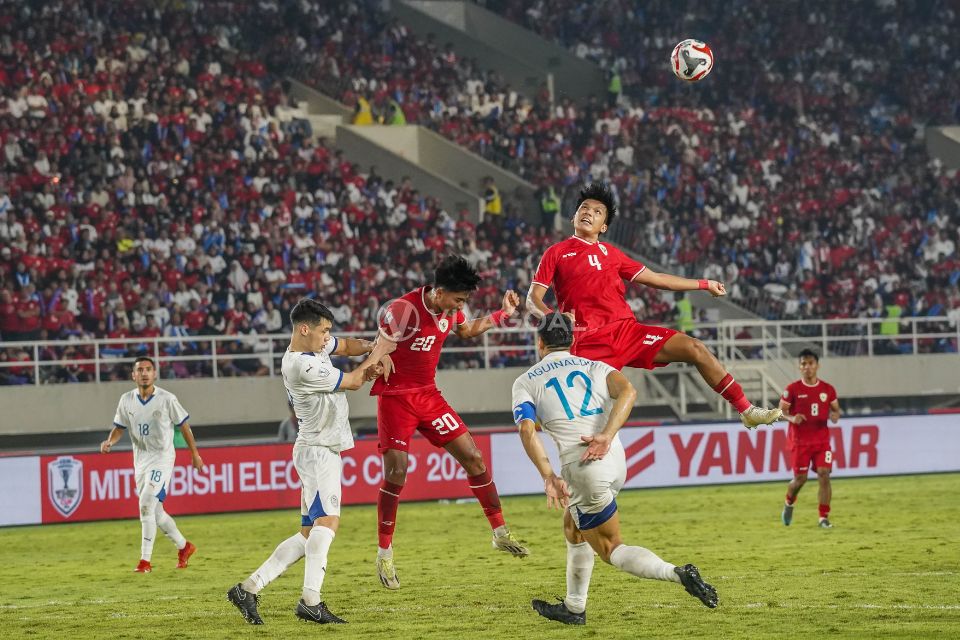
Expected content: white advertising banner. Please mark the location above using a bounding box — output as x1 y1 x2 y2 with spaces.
0 456 41 526
490 415 960 496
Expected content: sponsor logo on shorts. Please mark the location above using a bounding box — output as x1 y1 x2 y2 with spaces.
642 334 664 346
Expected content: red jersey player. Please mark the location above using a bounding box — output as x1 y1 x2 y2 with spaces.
778 349 841 528
372 255 529 590
526 183 782 430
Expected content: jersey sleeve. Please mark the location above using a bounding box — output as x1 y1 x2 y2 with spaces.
511 377 537 426
615 246 646 281
298 357 344 394
781 382 795 407
112 398 129 429
455 309 466 325
532 246 558 288
323 335 339 355
827 383 838 403
379 298 412 342
167 394 190 427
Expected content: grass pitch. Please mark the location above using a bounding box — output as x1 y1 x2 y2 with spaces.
2 474 958 639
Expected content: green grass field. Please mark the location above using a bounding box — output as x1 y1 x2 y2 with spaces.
2 474 959 639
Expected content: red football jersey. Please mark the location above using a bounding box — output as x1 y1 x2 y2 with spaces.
532 236 646 332
782 379 837 446
371 287 465 396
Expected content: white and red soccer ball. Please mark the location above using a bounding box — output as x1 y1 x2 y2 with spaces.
671 39 714 82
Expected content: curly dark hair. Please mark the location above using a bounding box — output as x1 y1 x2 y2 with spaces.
578 182 618 228
434 255 481 292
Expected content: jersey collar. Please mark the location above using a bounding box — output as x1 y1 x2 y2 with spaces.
800 378 820 387
571 234 600 246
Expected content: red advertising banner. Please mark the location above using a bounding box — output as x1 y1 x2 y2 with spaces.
40 435 490 524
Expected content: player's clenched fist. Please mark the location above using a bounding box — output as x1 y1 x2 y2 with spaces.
100 440 112 454
501 289 521 315
706 280 726 297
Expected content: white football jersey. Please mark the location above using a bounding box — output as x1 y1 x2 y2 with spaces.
282 336 354 452
512 350 620 465
113 386 189 469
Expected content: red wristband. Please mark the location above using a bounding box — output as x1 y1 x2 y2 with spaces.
490 309 509 326
698 279 709 290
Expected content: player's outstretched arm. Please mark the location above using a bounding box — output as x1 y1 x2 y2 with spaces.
338 336 396 390
332 337 377 357
633 268 726 297
518 418 569 509
580 371 637 462
525 283 552 319
179 422 205 471
99 426 125 453
455 290 520 339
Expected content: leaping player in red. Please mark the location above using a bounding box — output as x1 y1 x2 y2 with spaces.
526 183 782 430
372 255 529 590
778 349 841 528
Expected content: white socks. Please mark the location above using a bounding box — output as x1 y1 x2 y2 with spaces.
377 545 393 559
302 526 336 606
609 544 680 583
155 503 186 550
242 532 308 594
139 493 159 561
564 541 595 614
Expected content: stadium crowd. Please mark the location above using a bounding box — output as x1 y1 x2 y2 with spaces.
2 0 958 384
292 0 959 323
0 0 674 385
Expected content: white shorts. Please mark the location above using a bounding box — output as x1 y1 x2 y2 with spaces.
294 442 343 525
135 462 174 502
562 445 626 531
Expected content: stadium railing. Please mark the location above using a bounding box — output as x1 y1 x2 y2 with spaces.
0 317 956 386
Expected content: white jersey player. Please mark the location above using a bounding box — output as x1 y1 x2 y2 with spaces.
512 313 719 626
228 298 395 625
100 356 205 573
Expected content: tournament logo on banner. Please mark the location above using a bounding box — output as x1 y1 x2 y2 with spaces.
48 455 83 517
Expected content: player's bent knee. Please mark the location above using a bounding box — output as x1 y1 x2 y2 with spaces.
139 494 158 518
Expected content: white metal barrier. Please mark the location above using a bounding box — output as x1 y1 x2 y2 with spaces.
0 317 956 385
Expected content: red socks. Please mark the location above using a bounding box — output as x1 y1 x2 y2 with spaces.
377 481 403 549
468 470 505 530
713 373 752 413
819 503 831 519
785 493 797 506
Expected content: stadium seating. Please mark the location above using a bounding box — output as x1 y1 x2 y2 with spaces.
293 0 959 321
2 0 958 385
0 1 682 384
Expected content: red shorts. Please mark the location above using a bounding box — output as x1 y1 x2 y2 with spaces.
572 320 677 370
791 441 833 475
376 388 468 453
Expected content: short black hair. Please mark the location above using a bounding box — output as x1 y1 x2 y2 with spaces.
538 312 574 350
133 355 156 369
290 298 335 327
434 255 481 292
578 182 617 228
798 348 819 362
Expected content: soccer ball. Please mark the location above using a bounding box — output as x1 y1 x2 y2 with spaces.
670 39 714 82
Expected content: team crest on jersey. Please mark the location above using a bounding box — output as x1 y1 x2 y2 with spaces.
819 392 828 402
782 390 789 398
153 410 161 418
438 318 449 332
598 244 608 256
48 455 83 517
